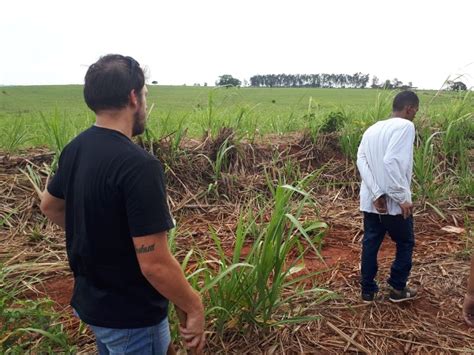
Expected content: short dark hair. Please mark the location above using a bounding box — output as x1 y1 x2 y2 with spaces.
84 54 145 113
392 91 419 111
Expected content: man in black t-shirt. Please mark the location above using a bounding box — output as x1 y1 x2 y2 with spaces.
40 54 205 354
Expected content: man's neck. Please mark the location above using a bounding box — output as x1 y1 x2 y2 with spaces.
95 110 133 138
391 111 410 120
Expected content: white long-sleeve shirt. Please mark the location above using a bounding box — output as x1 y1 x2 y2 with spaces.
356 117 415 215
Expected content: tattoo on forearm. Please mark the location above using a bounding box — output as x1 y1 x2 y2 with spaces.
135 244 155 254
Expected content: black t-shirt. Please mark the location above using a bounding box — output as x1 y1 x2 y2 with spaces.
48 125 174 328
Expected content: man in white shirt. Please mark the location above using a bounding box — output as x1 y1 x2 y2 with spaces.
356 91 419 303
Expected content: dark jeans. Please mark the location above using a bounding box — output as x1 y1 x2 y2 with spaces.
360 212 414 293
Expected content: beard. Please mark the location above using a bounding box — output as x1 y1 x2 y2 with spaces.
131 104 146 137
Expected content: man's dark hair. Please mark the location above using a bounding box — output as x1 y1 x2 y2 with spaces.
84 54 145 113
392 91 419 111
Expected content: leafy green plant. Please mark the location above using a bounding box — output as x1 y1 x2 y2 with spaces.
441 114 472 166
200 138 235 196
320 111 347 133
39 110 77 171
0 265 75 353
413 131 444 203
0 116 30 153
366 90 392 123
339 123 365 162
180 183 332 334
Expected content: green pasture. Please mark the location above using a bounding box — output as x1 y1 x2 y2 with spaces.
0 85 472 207
0 86 471 148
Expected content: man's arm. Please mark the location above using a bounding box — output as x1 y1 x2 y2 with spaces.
463 254 474 327
356 138 384 202
40 190 65 229
133 232 205 352
383 124 415 204
383 123 415 218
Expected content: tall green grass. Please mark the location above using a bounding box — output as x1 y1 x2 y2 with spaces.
178 178 332 334
0 116 30 153
412 131 445 203
1 86 468 149
0 265 75 353
411 91 473 206
37 109 92 171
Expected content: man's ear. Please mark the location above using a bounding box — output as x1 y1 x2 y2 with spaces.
129 90 138 107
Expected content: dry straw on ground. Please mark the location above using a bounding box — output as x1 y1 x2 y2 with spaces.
1 133 473 354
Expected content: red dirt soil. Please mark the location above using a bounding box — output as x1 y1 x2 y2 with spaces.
36 226 397 310
36 275 74 312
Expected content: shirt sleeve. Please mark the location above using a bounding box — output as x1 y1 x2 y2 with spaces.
47 154 65 199
356 135 384 201
383 123 415 204
123 159 175 237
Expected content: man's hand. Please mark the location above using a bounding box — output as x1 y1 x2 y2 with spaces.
373 195 387 214
179 295 205 354
399 201 413 219
463 294 474 327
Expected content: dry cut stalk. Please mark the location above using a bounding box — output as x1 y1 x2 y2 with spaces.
327 321 371 354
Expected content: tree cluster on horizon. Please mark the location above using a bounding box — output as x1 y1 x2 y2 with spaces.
249 73 370 88
446 80 468 91
370 76 415 90
210 73 468 91
216 75 242 87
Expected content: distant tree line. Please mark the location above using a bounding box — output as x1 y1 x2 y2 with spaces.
249 73 370 88
370 76 414 90
155 73 469 91
215 74 470 91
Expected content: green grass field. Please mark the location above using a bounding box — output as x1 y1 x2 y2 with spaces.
1 84 471 207
0 85 472 205
1 86 471 149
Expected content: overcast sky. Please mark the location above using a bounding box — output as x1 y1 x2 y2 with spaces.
1 0 473 89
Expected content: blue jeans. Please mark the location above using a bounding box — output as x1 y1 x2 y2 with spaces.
360 212 414 293
88 317 171 355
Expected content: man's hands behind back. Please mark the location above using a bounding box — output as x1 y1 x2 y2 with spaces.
373 195 387 214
